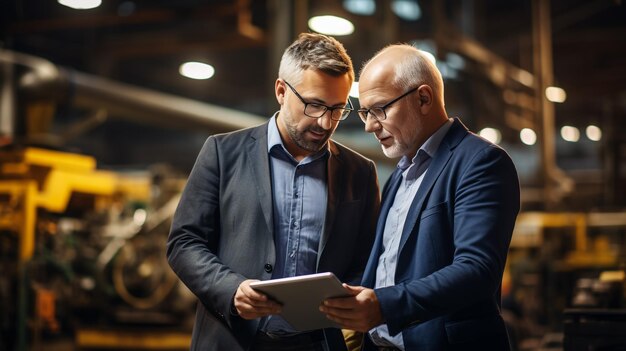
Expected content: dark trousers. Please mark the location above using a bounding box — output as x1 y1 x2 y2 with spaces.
251 330 328 351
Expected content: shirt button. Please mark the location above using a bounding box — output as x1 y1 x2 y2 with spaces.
264 264 273 273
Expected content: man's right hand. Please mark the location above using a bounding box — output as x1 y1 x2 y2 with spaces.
233 279 282 319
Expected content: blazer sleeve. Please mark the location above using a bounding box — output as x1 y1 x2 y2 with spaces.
166 136 246 326
376 145 520 335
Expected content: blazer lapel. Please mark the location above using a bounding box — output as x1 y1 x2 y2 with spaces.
317 141 340 269
397 149 452 253
246 123 274 235
398 118 468 253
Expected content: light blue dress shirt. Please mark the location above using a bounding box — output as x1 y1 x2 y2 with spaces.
263 114 329 333
369 119 453 350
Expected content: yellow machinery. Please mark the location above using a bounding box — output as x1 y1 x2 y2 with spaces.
0 147 191 350
0 147 146 263
512 211 626 267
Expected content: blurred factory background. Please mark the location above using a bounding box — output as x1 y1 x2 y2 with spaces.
1 0 626 350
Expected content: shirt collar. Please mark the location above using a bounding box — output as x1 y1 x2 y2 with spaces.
398 118 454 171
267 112 283 153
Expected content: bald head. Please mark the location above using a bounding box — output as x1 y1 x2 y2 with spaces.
360 44 444 106
358 44 449 159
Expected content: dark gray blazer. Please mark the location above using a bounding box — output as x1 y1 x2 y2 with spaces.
167 122 380 350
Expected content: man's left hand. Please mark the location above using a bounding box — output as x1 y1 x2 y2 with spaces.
320 284 384 332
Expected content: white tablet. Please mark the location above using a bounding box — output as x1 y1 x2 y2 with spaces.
249 272 350 331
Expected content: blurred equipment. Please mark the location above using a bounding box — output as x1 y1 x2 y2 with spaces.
0 147 194 350
572 271 625 309
504 212 626 350
563 308 626 350
565 271 626 349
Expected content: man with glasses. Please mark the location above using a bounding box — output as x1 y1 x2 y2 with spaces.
167 33 380 351
320 45 520 350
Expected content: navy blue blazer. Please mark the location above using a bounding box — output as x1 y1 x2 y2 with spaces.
167 122 380 351
362 118 520 351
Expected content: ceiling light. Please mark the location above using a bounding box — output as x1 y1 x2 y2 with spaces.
391 0 421 21
445 52 465 70
586 125 602 141
179 62 215 80
133 208 147 226
58 0 101 10
410 40 437 66
560 126 580 142
343 0 376 15
479 127 501 144
349 82 359 98
545 86 566 103
308 15 355 36
437 62 458 80
517 70 534 88
520 128 537 145
117 1 136 16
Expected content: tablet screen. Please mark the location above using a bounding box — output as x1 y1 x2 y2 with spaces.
250 272 349 331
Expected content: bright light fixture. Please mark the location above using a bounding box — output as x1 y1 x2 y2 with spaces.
445 52 465 70
308 15 354 36
517 70 534 88
350 82 359 98
561 125 580 142
179 62 215 80
520 128 537 145
479 127 501 144
58 0 101 9
343 0 376 15
545 86 566 103
586 125 602 141
133 208 147 226
437 62 458 80
391 0 422 21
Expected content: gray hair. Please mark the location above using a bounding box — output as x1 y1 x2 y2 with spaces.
362 44 444 103
278 33 354 86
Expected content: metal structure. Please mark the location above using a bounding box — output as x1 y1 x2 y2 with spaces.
0 148 192 350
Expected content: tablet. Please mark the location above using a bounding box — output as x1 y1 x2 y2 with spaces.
249 272 350 331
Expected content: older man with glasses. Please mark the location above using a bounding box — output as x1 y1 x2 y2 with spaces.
321 44 520 351
167 33 380 351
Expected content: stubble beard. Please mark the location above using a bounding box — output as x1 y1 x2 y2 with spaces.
381 139 406 159
287 123 331 153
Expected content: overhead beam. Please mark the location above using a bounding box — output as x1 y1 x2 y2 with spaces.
6 50 387 164
7 5 237 33
97 31 266 59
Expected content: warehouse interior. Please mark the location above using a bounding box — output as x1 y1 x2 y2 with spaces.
1 0 626 350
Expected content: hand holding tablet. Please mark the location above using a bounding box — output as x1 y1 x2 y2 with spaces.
249 272 351 331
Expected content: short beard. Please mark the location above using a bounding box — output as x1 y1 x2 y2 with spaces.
287 124 330 153
381 141 406 159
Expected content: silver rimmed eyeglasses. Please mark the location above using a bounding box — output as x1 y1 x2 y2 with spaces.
357 87 418 123
284 80 354 121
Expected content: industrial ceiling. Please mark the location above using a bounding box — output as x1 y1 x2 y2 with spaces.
2 0 626 208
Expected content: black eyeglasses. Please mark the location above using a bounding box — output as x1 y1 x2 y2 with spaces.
357 87 419 123
284 81 354 121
